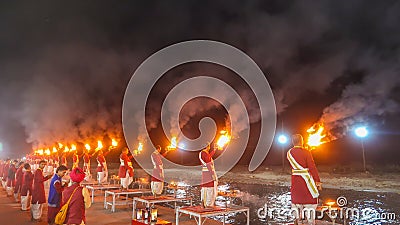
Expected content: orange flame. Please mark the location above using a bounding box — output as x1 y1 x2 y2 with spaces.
326 200 336 206
167 136 177 150
58 142 63 149
52 147 58 153
85 143 91 151
95 140 103 151
37 149 44 155
70 144 77 152
171 137 177 149
96 140 103 151
111 139 118 147
306 123 328 148
216 130 230 150
64 146 70 152
45 148 51 156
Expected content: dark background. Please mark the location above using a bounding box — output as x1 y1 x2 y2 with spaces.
0 1 399 166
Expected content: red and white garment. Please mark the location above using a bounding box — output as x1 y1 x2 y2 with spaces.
199 148 218 207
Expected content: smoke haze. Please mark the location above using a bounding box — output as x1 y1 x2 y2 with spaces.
0 1 399 158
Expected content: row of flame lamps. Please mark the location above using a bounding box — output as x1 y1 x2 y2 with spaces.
32 130 231 157
33 139 120 156
165 130 230 151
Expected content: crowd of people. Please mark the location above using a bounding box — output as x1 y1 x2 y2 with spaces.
0 152 98 225
0 143 219 223
0 158 91 224
0 145 168 225
1 134 321 225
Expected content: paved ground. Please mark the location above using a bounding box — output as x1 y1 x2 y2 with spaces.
0 186 47 225
0 182 228 225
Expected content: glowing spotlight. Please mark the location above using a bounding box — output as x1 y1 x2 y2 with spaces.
355 126 368 138
277 134 288 144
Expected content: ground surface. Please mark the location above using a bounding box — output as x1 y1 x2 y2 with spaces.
1 164 399 224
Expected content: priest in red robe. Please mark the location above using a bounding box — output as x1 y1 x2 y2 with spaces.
199 143 218 208
6 160 17 196
96 149 110 184
82 149 93 181
31 160 53 222
60 152 68 168
118 148 134 189
14 161 24 202
72 151 79 169
150 145 170 196
287 134 322 225
21 163 34 211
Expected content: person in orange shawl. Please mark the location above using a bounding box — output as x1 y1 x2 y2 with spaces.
61 167 91 225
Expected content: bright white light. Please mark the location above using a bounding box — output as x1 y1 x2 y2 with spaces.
178 143 185 149
355 126 368 138
278 134 288 144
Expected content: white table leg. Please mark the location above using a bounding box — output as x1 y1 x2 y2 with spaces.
175 208 179 225
91 188 94 203
247 209 250 225
132 199 136 219
104 192 107 209
112 193 116 212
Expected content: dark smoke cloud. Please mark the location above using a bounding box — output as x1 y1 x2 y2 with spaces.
237 1 400 135
0 44 135 155
0 1 399 157
320 53 400 136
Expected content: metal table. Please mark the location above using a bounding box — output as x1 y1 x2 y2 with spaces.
132 195 192 219
104 189 152 212
81 181 103 186
176 205 250 225
165 185 187 198
217 191 244 207
86 184 120 203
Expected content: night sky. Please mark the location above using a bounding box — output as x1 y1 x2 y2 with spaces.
0 1 399 166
